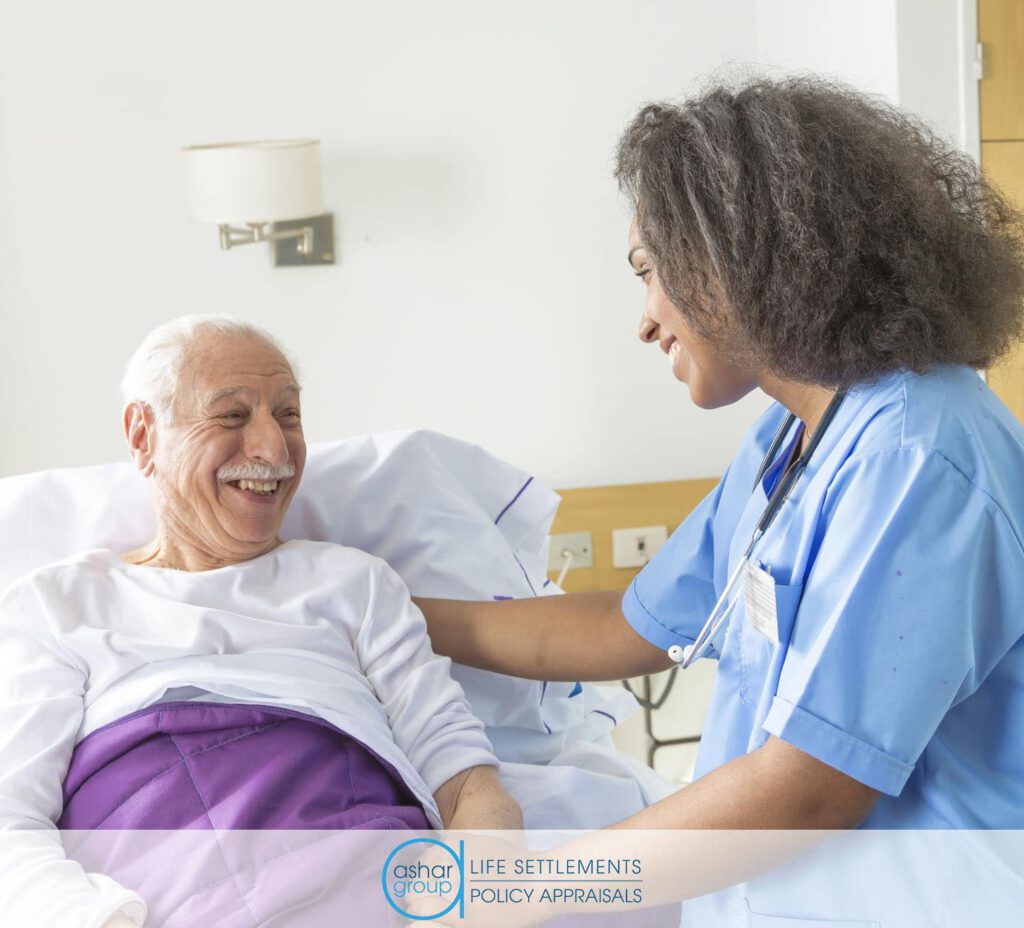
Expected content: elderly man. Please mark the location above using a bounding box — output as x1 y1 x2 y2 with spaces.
0 315 521 928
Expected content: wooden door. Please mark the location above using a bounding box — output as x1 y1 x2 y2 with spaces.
981 0 1024 422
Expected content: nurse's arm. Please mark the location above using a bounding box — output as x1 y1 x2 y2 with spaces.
414 592 674 682
616 735 881 831
531 737 881 919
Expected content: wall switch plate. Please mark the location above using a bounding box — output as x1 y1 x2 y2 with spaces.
547 531 594 572
612 525 668 568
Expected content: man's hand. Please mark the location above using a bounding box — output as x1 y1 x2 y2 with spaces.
433 765 523 831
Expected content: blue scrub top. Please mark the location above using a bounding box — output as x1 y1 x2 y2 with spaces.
622 365 1024 828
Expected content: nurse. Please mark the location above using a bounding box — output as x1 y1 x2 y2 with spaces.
418 73 1024 845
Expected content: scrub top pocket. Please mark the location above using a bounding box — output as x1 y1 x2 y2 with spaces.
737 580 804 713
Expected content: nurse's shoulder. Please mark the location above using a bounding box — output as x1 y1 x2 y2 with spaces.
897 364 1024 522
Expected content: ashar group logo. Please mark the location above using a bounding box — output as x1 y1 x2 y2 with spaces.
381 837 465 921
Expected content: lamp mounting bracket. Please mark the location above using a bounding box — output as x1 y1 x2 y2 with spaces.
271 214 335 266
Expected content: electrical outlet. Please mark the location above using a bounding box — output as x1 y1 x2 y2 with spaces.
547 532 594 572
612 525 668 568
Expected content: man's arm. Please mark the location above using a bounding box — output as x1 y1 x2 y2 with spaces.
433 765 523 831
353 562 513 822
0 585 148 926
414 591 674 682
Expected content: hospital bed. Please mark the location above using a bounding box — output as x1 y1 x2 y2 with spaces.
0 429 674 832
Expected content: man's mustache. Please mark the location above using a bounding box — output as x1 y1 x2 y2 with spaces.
217 463 296 482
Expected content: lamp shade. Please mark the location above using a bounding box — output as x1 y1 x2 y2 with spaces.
183 139 324 224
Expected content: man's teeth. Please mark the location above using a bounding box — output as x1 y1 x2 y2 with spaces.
237 479 278 494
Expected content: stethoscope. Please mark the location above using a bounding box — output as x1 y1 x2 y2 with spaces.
667 390 847 669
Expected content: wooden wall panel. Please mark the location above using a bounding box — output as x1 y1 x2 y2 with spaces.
980 0 1024 140
548 478 719 593
982 141 1024 422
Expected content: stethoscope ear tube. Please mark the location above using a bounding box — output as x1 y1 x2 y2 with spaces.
754 460 805 537
753 413 799 490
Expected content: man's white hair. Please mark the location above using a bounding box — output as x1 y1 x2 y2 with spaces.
121 314 300 422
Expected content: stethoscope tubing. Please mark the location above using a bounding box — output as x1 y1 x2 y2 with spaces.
669 390 848 669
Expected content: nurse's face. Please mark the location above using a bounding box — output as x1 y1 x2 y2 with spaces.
628 220 758 409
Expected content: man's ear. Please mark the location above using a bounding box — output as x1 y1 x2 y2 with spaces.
123 402 157 478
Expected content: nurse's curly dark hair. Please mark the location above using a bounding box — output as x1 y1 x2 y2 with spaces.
615 75 1024 387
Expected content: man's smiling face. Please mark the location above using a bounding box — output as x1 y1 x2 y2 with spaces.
141 329 306 562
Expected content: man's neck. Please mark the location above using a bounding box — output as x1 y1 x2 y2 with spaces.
121 533 282 572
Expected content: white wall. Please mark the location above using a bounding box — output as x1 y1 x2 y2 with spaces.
0 0 757 483
896 0 980 157
754 0 899 95
0 1 972 489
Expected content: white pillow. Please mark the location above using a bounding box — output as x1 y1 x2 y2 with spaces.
0 430 590 739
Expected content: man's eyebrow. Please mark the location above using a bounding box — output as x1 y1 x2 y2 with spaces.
274 383 302 404
205 387 247 406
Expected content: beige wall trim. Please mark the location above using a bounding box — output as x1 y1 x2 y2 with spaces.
549 478 719 593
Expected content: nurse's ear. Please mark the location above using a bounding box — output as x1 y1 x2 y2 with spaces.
123 401 158 479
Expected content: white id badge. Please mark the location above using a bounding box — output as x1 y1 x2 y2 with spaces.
744 560 779 645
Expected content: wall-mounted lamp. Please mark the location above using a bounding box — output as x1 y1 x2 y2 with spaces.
183 139 335 266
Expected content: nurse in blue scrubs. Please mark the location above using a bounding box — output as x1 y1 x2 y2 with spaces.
418 76 1024 839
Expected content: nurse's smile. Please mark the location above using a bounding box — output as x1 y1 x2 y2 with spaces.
628 220 758 410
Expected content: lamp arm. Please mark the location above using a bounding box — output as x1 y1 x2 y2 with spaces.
217 222 313 255
218 223 264 250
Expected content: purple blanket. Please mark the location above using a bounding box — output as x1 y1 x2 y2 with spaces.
59 702 428 926
59 701 429 831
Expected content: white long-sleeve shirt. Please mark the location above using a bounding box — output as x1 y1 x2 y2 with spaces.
0 539 496 927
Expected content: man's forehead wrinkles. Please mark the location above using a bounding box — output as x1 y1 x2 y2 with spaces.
203 381 301 406
198 367 295 384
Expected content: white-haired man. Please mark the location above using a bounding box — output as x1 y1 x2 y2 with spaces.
0 316 521 928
